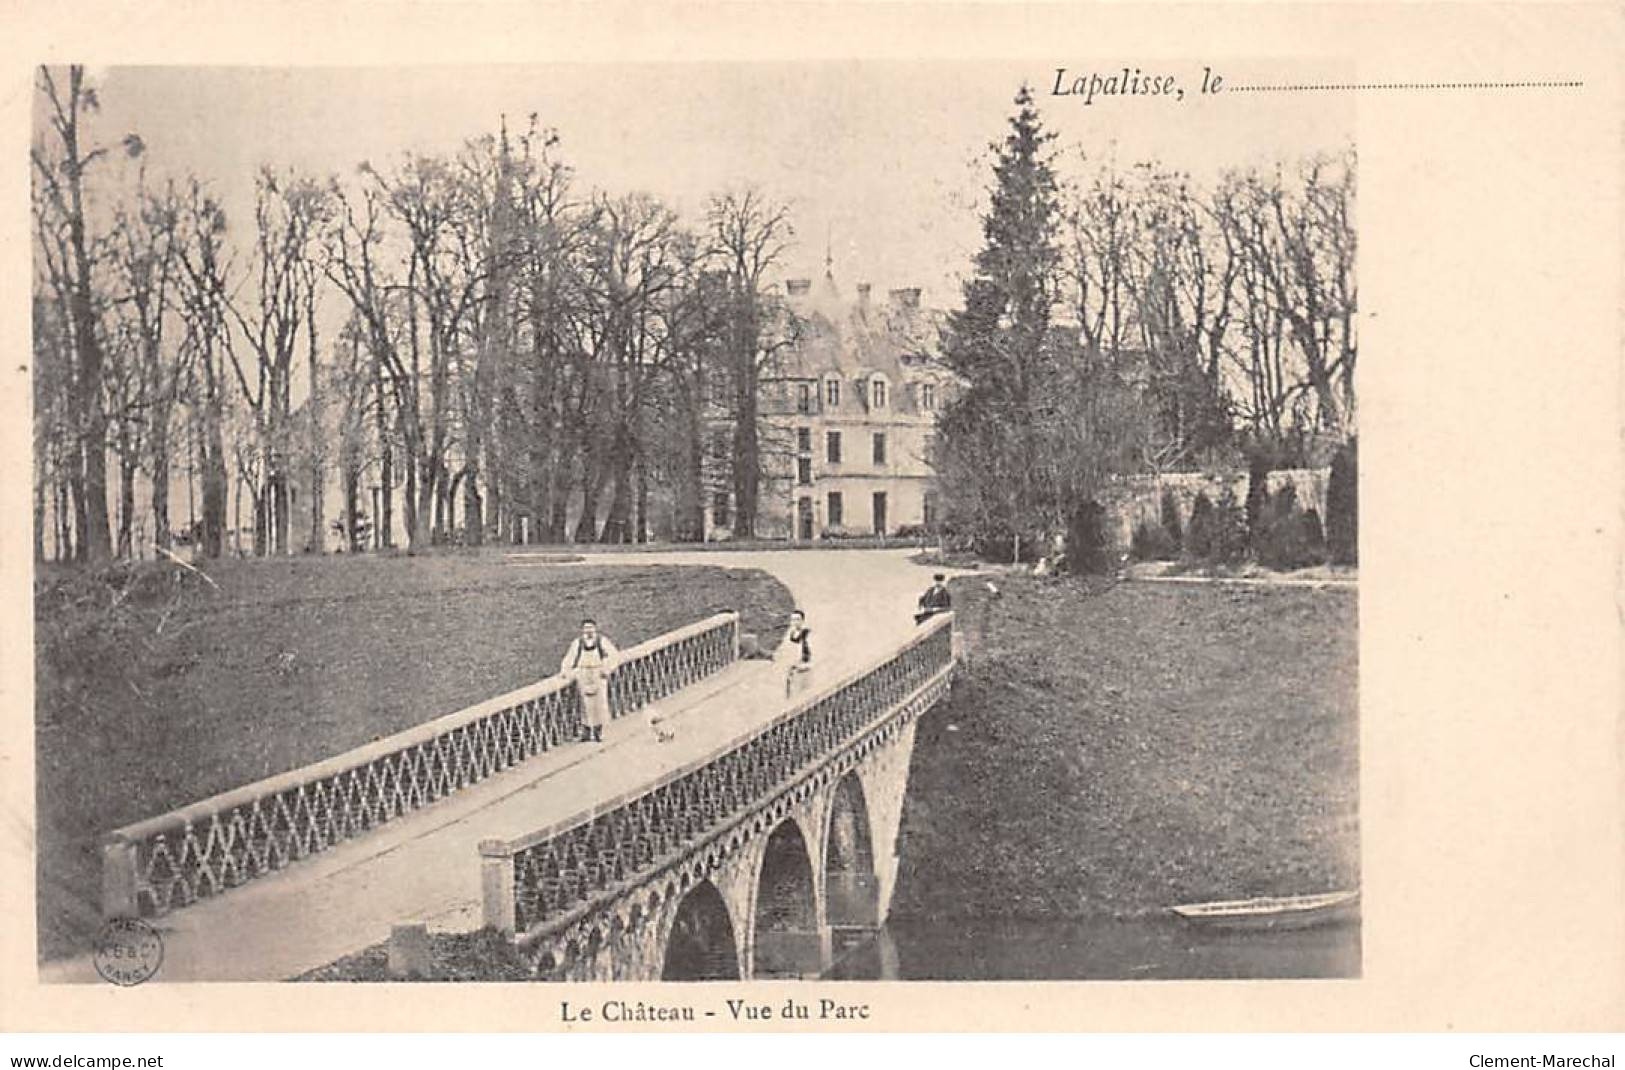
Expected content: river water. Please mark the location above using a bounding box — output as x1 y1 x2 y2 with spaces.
827 915 1360 980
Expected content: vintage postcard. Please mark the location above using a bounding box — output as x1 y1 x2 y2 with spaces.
1 0 1620 1038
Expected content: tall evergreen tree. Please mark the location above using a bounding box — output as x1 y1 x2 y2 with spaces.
937 86 1062 555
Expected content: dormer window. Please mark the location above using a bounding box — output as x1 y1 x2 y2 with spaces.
825 379 840 407
872 378 888 409
921 383 936 411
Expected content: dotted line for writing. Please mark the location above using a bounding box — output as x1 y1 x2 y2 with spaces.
1230 81 1584 92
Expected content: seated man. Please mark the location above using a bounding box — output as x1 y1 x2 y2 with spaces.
915 573 953 624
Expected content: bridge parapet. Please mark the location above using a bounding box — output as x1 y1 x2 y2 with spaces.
480 614 955 966
102 612 740 921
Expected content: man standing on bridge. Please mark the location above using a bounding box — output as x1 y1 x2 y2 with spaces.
561 619 620 742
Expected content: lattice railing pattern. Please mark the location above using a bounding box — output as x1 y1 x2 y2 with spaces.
607 614 740 719
495 617 954 936
103 612 739 920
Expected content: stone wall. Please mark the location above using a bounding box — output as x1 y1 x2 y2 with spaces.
1101 468 1330 552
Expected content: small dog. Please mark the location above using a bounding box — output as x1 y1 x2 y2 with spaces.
647 704 675 744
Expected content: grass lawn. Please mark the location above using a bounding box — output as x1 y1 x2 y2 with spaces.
890 573 1358 923
33 553 793 962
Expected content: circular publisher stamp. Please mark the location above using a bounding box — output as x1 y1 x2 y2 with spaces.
93 917 164 986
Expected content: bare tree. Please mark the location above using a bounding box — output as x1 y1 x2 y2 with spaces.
707 188 794 538
1224 152 1357 442
226 167 328 555
175 180 234 558
31 65 133 563
107 179 188 552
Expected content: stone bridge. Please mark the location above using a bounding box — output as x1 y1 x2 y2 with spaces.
480 614 955 981
54 552 959 983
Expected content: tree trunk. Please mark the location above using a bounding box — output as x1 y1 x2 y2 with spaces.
462 465 482 546
548 462 571 543
272 468 290 555
252 481 268 558
599 426 634 544
403 451 422 554
732 377 759 538
677 414 705 542
307 299 324 555
33 469 46 564
572 437 603 543
55 478 73 563
69 462 88 563
431 461 449 545
151 418 172 552
635 455 649 544
117 457 137 559
343 465 360 552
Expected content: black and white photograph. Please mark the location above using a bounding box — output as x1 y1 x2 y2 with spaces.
4 2 1622 1047
27 59 1360 987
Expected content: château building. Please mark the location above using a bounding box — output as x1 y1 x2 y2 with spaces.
706 270 957 541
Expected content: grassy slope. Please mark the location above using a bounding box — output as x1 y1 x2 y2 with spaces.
34 554 794 960
891 574 1359 922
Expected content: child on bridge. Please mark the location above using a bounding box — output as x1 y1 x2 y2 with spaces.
777 609 813 699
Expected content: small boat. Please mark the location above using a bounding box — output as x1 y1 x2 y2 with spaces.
1169 890 1360 931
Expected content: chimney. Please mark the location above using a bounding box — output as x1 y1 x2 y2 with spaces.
888 287 921 311
786 279 812 297
856 282 872 308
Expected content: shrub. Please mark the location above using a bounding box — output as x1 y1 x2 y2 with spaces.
1130 519 1178 562
1159 488 1183 554
1301 508 1327 552
1256 483 1323 570
1245 453 1272 551
1187 492 1216 560
1211 487 1249 565
1326 437 1358 565
1064 499 1110 575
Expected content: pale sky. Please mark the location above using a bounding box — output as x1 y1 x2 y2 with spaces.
71 60 1353 309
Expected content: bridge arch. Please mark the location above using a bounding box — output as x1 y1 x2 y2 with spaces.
823 771 880 931
661 879 741 981
751 817 824 978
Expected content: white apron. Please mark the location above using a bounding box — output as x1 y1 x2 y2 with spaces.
563 638 617 729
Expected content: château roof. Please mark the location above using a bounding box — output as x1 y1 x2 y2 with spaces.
778 271 947 383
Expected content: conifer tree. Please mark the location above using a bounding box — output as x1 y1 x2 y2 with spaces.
936 85 1062 556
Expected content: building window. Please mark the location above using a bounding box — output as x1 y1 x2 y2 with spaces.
797 383 813 414
797 426 811 452
872 378 887 409
826 430 842 464
827 491 843 527
797 457 812 486
826 379 840 407
710 428 730 461
712 491 731 528
921 383 936 411
873 432 887 466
